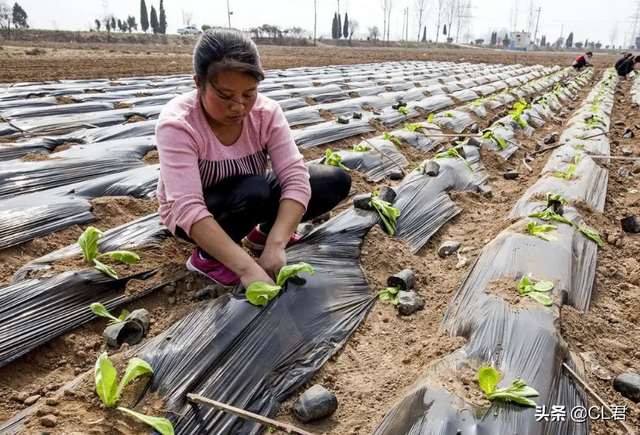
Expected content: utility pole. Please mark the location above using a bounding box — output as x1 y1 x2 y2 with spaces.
628 1 640 49
314 0 317 46
560 23 564 42
533 7 541 45
227 0 232 28
406 7 409 42
401 8 406 41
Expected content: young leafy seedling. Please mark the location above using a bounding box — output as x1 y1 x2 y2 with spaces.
404 123 422 132
546 192 567 204
427 114 434 124
482 131 506 150
555 165 576 180
369 194 401 236
94 352 174 435
434 148 474 173
397 106 410 115
528 209 574 226
443 112 455 118
525 221 558 242
578 226 604 247
245 263 315 307
352 144 372 152
518 276 554 307
323 149 350 172
382 132 402 147
90 303 131 325
478 367 539 407
79 227 140 279
574 152 582 164
379 286 401 305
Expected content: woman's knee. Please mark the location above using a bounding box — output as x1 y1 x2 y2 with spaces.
309 165 352 201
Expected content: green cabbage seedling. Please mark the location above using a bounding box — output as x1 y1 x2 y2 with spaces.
478 367 539 407
578 226 604 247
427 114 434 123
398 106 410 115
117 408 174 435
379 286 401 305
482 131 506 150
434 148 474 173
525 221 558 242
404 123 422 132
90 302 130 325
94 353 172 434
369 195 401 235
555 165 576 180
78 227 141 279
246 263 315 306
324 149 350 171
527 209 574 226
352 144 372 152
517 276 554 306
382 132 402 147
574 152 582 164
546 192 567 204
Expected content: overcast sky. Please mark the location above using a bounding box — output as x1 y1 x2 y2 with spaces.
13 0 639 49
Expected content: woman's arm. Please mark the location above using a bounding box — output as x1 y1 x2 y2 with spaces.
259 199 305 279
191 217 275 286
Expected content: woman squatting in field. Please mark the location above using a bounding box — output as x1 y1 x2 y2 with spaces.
156 29 352 287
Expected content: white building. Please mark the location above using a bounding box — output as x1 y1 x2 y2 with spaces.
510 31 532 51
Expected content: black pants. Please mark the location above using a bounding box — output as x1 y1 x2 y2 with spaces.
176 165 352 250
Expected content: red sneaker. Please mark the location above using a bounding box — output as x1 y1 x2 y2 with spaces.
185 249 241 286
243 226 302 252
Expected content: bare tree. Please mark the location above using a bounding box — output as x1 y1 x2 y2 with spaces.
380 0 393 44
368 25 380 41
434 0 446 42
348 19 359 42
0 0 11 38
182 10 193 27
445 0 457 43
414 0 429 41
454 0 472 43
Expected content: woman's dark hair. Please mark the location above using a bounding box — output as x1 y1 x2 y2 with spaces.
193 29 265 89
635 55 640 63
586 51 593 56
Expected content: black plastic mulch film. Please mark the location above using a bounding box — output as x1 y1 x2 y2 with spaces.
373 69 614 435
0 62 598 434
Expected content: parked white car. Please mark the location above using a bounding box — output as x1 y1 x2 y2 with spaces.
177 26 202 35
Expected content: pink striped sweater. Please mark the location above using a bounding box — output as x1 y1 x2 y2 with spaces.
155 90 311 237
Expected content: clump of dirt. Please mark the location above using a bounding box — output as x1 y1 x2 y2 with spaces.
51 142 79 153
20 153 60 162
424 365 491 408
319 109 336 121
304 97 318 106
485 276 553 310
54 96 74 105
125 114 148 124
141 150 159 165
24 48 46 56
135 92 152 98
115 102 133 109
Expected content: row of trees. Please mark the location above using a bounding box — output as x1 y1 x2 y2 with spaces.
249 24 307 39
95 0 167 36
0 1 28 37
331 13 358 42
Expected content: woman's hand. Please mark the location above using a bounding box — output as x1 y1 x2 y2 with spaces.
240 263 275 289
258 245 287 281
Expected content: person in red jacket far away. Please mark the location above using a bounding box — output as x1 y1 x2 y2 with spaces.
573 51 593 71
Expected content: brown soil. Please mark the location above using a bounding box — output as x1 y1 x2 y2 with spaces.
0 197 158 287
141 150 159 165
0 40 617 83
114 102 133 110
52 142 79 153
124 114 147 124
20 153 60 162
2 66 633 435
54 96 74 105
485 276 554 310
560 76 640 435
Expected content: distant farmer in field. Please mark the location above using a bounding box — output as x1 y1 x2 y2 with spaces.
572 51 593 71
615 52 633 70
156 29 351 287
616 55 640 77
